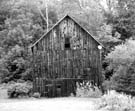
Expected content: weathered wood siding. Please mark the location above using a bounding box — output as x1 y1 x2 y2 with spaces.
32 16 102 96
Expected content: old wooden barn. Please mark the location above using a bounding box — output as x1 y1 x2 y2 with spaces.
31 14 103 97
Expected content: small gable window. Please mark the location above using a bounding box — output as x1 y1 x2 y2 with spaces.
65 37 70 49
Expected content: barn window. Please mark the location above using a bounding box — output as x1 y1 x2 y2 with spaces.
65 38 70 49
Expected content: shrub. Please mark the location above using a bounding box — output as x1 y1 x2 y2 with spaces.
7 82 32 98
102 80 117 92
105 40 135 95
76 81 102 98
98 90 135 111
17 79 25 83
32 92 41 98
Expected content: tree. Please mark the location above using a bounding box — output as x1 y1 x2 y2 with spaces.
103 0 135 41
0 0 58 82
104 39 135 94
0 1 37 82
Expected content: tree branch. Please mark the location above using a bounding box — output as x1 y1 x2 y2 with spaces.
37 6 47 23
36 0 49 32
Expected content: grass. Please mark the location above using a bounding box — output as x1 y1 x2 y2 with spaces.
0 91 99 111
2 83 135 111
0 82 102 111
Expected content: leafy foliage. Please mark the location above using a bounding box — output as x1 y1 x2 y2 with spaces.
0 0 58 83
104 40 135 94
7 81 32 98
32 92 41 98
97 23 121 50
106 40 135 71
104 0 135 41
102 1 135 83
98 90 135 111
76 81 102 98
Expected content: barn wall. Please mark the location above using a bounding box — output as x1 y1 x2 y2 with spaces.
32 16 101 85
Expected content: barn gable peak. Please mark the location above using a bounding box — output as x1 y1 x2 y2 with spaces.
31 14 103 48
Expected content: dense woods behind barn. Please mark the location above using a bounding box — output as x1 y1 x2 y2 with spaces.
1 0 135 97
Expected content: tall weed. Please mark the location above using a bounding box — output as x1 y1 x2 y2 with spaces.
98 90 135 111
76 81 102 98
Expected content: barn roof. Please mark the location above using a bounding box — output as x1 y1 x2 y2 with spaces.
31 14 103 48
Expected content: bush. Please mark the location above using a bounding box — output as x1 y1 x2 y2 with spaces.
32 92 41 98
105 40 135 95
98 90 135 111
102 80 117 92
76 81 102 98
7 82 32 98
